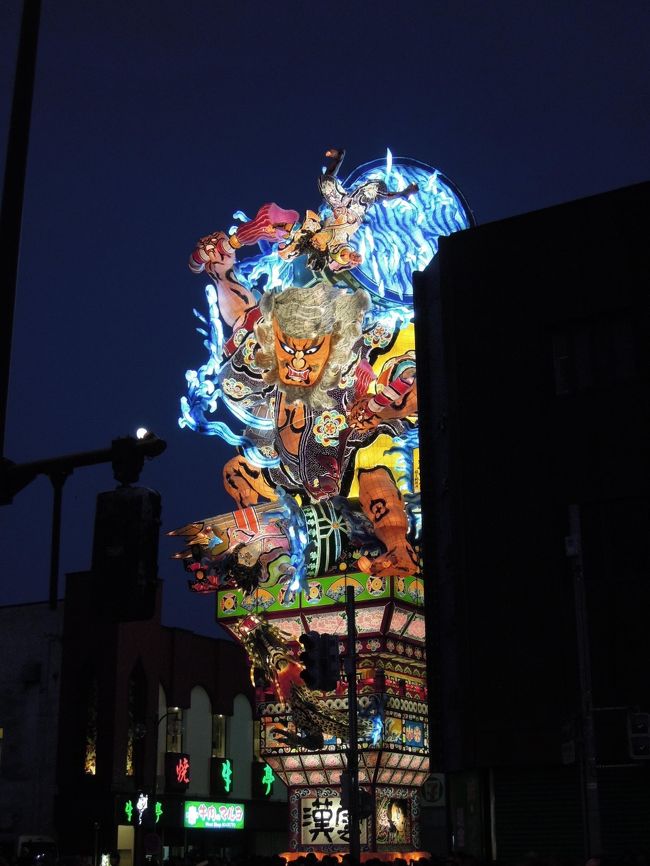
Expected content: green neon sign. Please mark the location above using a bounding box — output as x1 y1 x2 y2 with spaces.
123 798 163 824
184 801 245 830
262 764 275 796
221 759 232 792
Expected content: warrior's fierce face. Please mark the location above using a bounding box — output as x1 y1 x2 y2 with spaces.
272 319 332 389
255 283 370 409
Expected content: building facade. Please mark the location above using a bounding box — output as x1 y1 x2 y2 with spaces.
414 181 650 859
0 574 287 864
0 602 63 859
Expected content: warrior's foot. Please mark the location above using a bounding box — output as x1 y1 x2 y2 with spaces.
358 543 419 577
324 147 346 176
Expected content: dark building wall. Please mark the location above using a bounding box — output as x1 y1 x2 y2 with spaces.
57 571 164 795
415 182 650 854
55 571 256 855
159 627 253 715
0 603 63 849
492 766 583 859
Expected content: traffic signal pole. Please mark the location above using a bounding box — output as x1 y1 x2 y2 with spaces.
567 504 602 856
345 584 361 864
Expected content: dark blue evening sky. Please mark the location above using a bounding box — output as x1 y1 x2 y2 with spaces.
1 0 648 637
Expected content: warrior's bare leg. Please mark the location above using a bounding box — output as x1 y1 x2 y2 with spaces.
357 466 418 576
223 456 276 507
380 182 419 200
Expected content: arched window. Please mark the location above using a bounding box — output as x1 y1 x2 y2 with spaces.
84 675 98 775
125 661 147 779
165 708 183 752
228 694 253 799
186 686 212 794
212 713 226 759
155 684 167 790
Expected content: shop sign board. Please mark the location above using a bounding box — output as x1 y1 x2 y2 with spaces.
184 801 245 830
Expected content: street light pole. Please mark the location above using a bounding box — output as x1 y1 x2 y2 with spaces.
153 708 179 795
345 585 360 865
1 432 166 608
134 708 179 866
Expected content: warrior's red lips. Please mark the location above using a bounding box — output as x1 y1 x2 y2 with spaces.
286 366 310 382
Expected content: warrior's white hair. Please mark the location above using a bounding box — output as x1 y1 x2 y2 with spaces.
254 283 370 409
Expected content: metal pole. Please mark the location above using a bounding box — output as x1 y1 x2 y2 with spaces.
93 821 100 866
346 584 360 865
567 504 602 856
48 470 70 610
154 711 173 796
0 0 42 456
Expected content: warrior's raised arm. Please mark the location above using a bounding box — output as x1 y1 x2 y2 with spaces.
189 203 299 330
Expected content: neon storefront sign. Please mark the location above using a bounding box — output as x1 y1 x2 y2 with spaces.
184 801 245 830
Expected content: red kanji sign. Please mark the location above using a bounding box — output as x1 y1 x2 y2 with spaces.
165 752 191 792
176 756 190 784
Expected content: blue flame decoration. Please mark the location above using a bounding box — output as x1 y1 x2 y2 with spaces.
339 156 474 305
276 487 313 592
385 428 420 496
381 424 422 538
359 693 387 744
234 244 295 295
179 284 280 467
385 147 393 178
404 492 422 543
371 715 384 746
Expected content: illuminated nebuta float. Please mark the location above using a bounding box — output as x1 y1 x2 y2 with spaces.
173 148 472 852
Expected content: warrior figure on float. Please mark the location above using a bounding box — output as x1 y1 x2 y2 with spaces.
186 148 419 580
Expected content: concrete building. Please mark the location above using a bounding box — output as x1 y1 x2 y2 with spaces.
0 602 63 858
415 181 650 859
0 573 287 863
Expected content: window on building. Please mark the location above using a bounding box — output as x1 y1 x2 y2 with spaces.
126 662 147 777
166 708 183 752
253 720 261 761
84 677 98 775
552 312 638 396
156 687 168 789
212 714 226 758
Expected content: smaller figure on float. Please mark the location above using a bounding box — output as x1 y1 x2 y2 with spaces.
278 147 418 273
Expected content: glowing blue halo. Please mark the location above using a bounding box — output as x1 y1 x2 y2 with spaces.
338 156 474 304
